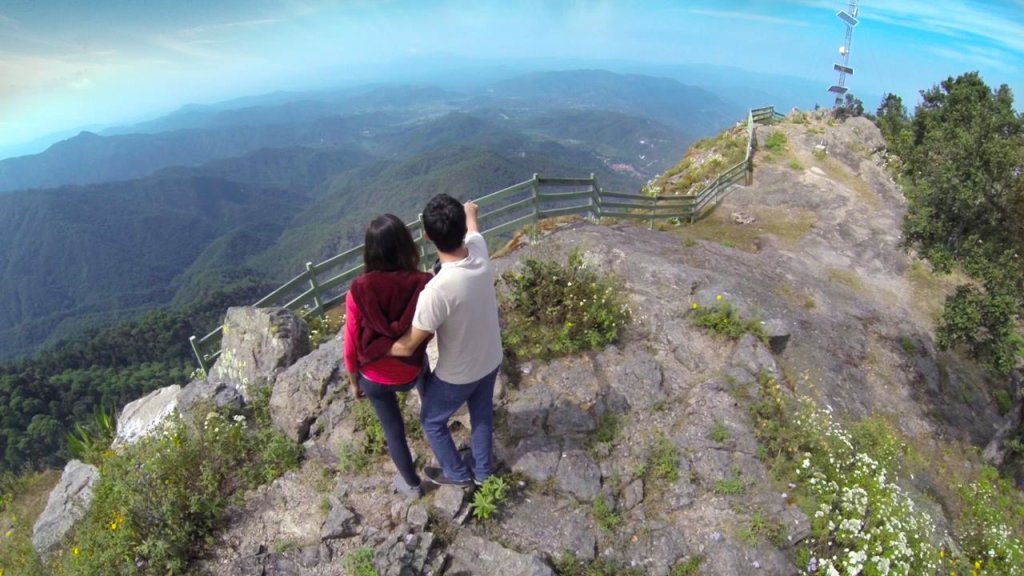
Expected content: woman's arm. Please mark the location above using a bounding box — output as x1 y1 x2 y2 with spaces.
344 292 364 398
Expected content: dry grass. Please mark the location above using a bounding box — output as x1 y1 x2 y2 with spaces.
0 469 62 573
904 259 971 325
826 267 864 291
666 206 817 252
815 155 880 209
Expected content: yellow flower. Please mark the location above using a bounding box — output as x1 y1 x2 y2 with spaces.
110 522 118 531
3 529 10 538
939 549 944 559
716 294 723 301
976 561 982 570
692 302 699 310
73 547 80 556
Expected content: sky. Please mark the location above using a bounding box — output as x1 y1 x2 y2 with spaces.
0 0 1022 153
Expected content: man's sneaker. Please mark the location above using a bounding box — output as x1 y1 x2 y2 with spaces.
424 466 473 487
394 474 423 500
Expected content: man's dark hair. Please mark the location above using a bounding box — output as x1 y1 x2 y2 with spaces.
422 194 466 253
363 213 420 272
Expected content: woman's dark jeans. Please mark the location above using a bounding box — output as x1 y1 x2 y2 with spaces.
358 373 421 487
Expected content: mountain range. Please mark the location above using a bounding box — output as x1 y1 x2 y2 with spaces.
0 69 746 359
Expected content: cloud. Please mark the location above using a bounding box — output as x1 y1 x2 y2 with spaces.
150 34 223 61
928 44 1015 72
684 8 810 27
790 0 1024 54
69 73 93 91
179 18 279 38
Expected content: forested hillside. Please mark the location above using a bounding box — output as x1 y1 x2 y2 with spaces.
0 285 267 470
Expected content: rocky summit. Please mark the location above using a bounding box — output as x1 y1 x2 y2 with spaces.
30 111 1020 575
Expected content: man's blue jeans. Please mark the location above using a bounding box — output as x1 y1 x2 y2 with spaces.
419 365 498 483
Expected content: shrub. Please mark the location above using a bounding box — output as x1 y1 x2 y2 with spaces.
500 250 630 363
59 400 300 575
690 299 766 341
65 408 117 466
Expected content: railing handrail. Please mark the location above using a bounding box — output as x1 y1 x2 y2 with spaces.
189 106 780 370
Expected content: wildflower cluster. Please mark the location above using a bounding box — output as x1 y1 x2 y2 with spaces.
795 402 937 576
499 250 630 362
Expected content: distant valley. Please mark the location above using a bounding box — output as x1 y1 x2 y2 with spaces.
0 69 746 358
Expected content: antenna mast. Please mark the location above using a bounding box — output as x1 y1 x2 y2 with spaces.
828 0 859 106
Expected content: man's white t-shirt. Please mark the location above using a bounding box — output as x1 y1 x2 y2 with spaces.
412 232 503 384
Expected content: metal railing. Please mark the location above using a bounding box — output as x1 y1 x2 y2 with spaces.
189 106 783 371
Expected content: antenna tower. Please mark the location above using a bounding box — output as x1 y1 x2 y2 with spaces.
828 0 859 106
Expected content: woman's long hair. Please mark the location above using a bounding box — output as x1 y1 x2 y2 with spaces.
363 213 420 273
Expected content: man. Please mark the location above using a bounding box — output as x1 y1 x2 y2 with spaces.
390 194 503 487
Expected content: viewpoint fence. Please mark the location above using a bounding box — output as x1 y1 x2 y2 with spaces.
189 105 785 371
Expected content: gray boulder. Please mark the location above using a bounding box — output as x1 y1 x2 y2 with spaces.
447 533 555 576
209 307 310 401
270 337 345 442
114 384 181 447
32 460 99 559
555 449 602 503
178 378 244 419
500 495 597 561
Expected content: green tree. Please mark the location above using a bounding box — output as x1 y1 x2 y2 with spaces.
901 72 1024 374
875 93 910 156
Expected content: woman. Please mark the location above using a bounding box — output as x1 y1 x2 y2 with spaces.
344 213 433 498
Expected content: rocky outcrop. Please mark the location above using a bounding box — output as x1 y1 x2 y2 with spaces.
447 533 555 576
32 460 99 559
114 384 181 447
269 338 345 443
209 307 310 401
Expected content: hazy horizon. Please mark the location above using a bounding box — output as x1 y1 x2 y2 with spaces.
2 0 1022 156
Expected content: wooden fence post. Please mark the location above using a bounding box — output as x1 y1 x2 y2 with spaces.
189 335 208 375
588 172 600 222
305 261 324 316
529 173 541 223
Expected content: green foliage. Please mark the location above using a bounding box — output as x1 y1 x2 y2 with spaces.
738 510 784 546
954 466 1024 575
898 72 1024 375
591 412 620 445
301 311 341 351
787 158 806 171
647 434 679 483
471 476 509 521
670 556 703 576
352 399 386 457
713 473 745 495
553 554 644 576
747 374 939 576
708 419 730 443
690 299 767 342
65 408 117 466
993 389 1013 416
343 547 379 576
875 92 911 158
499 250 631 363
764 131 788 152
592 494 620 533
59 405 300 575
